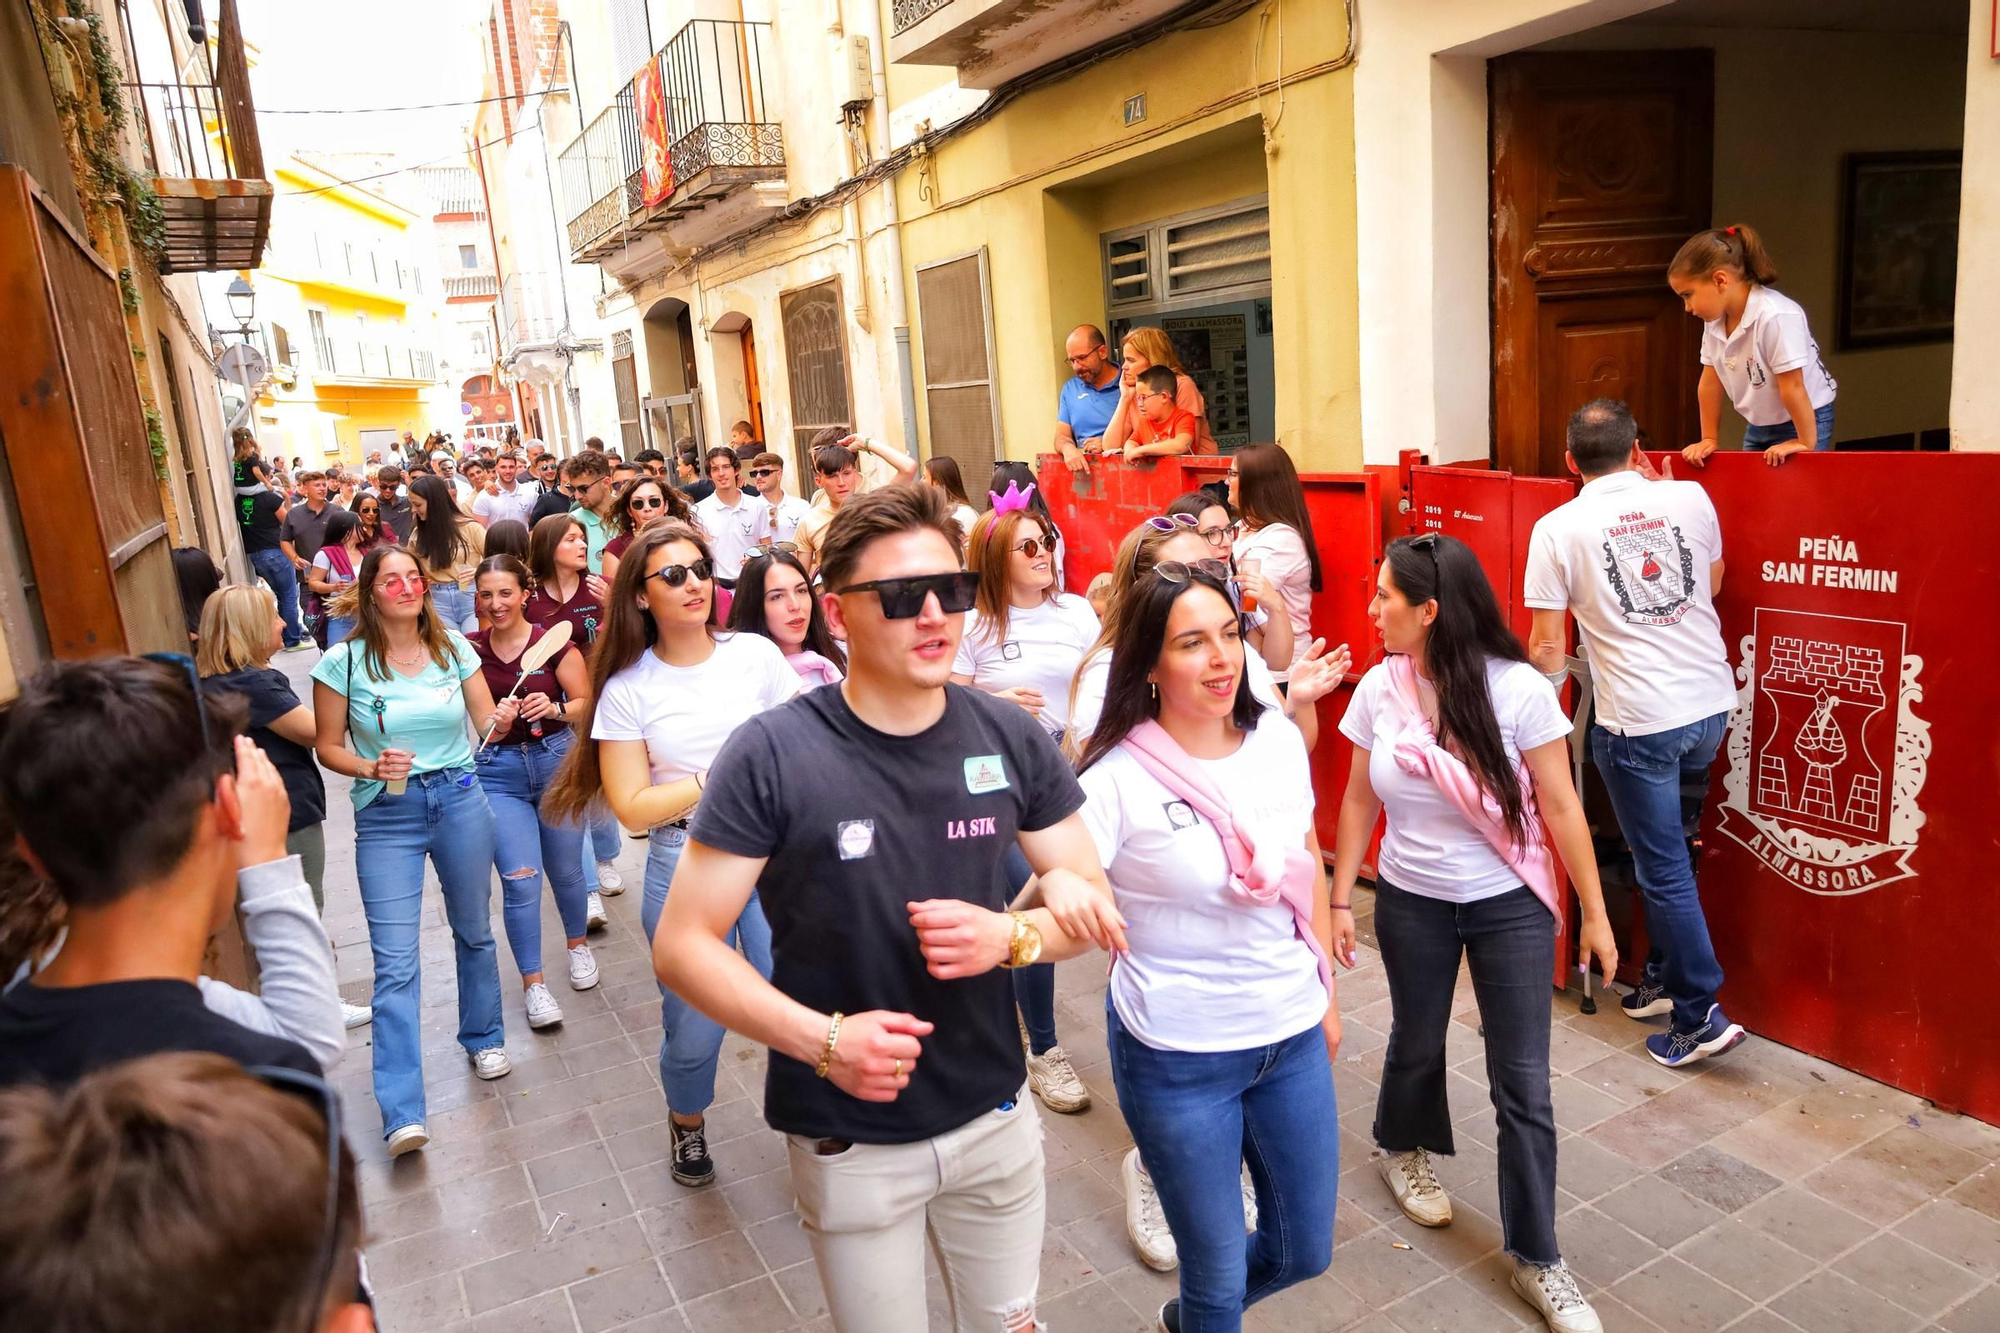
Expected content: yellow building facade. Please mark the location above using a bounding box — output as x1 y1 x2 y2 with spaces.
241 156 454 468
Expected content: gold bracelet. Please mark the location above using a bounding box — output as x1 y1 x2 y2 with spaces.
813 1011 844 1079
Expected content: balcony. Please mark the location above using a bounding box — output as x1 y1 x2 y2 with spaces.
120 0 271 272
557 19 785 265
444 274 499 299
312 339 438 386
889 0 1190 90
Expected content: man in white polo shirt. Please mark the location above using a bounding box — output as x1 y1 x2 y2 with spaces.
693 446 772 589
1524 398 1744 1073
471 451 540 527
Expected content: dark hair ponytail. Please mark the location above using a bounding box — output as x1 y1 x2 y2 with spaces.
1670 224 1779 286
1384 535 1534 843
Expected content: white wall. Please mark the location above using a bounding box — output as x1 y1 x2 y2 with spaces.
1952 0 2000 448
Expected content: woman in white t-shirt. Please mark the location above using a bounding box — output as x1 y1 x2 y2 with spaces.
546 520 799 1189
1078 564 1345 1333
1331 533 1616 1333
949 502 1100 1117
1230 444 1321 696
1669 224 1837 468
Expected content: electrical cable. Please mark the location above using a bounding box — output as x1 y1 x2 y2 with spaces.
257 89 568 114
274 113 541 197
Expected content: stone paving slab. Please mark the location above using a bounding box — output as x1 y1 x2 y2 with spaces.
279 654 2000 1333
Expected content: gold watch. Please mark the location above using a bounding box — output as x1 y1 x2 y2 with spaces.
999 910 1043 969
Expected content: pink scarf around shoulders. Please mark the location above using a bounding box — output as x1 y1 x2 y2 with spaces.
1115 720 1333 997
786 650 843 688
1383 654 1561 931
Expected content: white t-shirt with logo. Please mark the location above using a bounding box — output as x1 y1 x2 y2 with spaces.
1338 657 1571 903
695 490 774 581
1523 470 1737 736
592 633 800 786
953 593 1100 734
760 492 813 546
1079 718 1326 1052
1699 285 1837 428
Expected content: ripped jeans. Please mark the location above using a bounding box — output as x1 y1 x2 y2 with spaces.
786 1085 1047 1333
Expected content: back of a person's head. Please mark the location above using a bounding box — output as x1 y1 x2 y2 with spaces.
818 482 958 594
0 1052 365 1333
1565 398 1639 476
196 583 282 677
0 657 246 913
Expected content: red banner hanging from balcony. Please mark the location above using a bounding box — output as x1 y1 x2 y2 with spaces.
634 56 674 207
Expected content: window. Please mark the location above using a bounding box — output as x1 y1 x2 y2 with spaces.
1102 195 1272 318
272 323 293 366
307 310 330 370
460 244 478 269
342 240 353 274
371 252 380 284
611 330 643 455
469 326 491 359
914 250 1001 500
779 279 852 473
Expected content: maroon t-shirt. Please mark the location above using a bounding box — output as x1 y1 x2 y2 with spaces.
604 532 633 564
524 577 605 649
469 623 578 746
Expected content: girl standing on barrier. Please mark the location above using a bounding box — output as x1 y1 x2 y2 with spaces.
1331 533 1617 1333
1670 224 1837 467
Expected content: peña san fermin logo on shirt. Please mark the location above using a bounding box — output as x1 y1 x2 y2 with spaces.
1597 511 1699 626
1712 608 1929 896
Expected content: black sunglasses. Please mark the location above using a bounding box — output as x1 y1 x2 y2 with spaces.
1410 531 1442 572
245 1065 344 1331
629 494 668 511
744 541 799 561
747 468 777 479
644 559 714 588
839 570 981 619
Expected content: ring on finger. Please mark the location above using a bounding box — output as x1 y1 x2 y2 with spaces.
894 1058 903 1079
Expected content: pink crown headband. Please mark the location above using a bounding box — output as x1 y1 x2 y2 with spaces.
989 480 1037 515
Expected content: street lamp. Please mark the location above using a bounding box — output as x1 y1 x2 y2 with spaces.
225 276 256 332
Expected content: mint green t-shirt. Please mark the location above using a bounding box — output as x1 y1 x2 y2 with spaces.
573 505 615 574
310 630 482 809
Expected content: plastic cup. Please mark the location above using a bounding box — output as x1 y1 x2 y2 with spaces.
1237 557 1262 615
383 734 413 797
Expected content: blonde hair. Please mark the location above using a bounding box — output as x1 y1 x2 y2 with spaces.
1121 326 1184 376
194 584 279 677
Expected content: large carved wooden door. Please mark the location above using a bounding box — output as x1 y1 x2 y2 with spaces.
1491 51 1713 477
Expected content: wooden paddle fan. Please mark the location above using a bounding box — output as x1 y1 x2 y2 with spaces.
475 619 574 754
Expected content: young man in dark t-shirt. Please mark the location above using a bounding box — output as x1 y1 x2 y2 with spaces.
242 487 310 650
658 484 1123 1333
0 658 321 1090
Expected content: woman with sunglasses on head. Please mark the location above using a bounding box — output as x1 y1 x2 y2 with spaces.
310 546 517 1157
407 473 486 633
950 496 1100 1117
470 555 598 1033
546 521 799 1190
601 475 692 586
922 456 979 548
726 545 847 688
1079 564 1344 1333
526 513 621 917
1332 534 1616 1333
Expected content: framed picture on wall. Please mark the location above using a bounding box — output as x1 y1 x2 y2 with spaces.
1836 150 1961 351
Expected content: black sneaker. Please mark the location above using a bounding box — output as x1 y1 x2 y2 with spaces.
670 1119 714 1187
1157 1299 1180 1333
1621 973 1671 1020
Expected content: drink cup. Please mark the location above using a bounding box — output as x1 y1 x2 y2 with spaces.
1237 557 1261 615
384 734 414 797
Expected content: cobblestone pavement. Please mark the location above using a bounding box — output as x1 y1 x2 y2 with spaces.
285 652 2000 1333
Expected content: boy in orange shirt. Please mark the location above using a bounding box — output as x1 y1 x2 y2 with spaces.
1124 365 1199 460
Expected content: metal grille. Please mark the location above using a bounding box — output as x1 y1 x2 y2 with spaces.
915 251 1001 499
780 280 852 476
1104 196 1272 316
893 0 954 34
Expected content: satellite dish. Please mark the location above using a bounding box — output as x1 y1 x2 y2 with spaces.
218 344 268 388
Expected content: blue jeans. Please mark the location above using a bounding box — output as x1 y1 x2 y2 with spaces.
1109 1004 1337 1332
580 804 621 892
251 548 306 646
324 614 356 647
475 727 589 978
429 582 477 633
639 829 773 1114
353 770 503 1136
1591 712 1728 1030
1002 844 1058 1055
1373 880 1559 1265
1743 401 1834 451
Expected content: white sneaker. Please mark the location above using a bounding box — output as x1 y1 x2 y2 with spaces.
1026 1045 1090 1113
1122 1149 1178 1271
1381 1148 1453 1227
568 943 600 990
386 1123 429 1157
596 862 625 894
1512 1258 1603 1333
585 891 608 930
524 982 563 1029
470 1047 512 1080
341 1001 373 1029
1241 1164 1259 1233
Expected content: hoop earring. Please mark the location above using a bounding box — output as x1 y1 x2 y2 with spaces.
1148 680 1158 705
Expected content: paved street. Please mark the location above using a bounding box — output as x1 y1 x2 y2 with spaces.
287 658 2000 1333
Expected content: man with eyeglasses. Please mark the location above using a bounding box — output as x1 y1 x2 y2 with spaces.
655 483 1122 1333
694 446 773 589
1054 323 1123 476
746 451 812 545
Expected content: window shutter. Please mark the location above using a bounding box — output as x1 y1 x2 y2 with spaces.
1104 195 1272 316
915 250 1000 501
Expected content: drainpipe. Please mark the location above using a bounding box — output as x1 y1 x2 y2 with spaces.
848 0 919 456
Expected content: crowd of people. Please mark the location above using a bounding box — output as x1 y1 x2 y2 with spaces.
0 228 1812 1333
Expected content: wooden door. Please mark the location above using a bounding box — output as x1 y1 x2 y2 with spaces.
740 322 766 444
1491 51 1713 477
